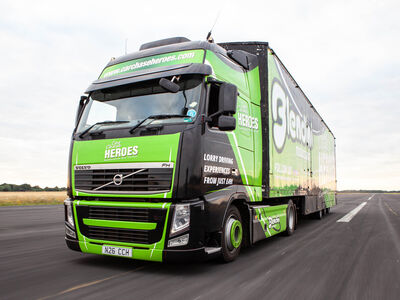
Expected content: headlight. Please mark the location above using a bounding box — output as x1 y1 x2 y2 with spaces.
64 200 75 229
170 204 190 236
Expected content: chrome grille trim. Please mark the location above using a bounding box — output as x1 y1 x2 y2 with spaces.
74 162 174 170
75 189 171 195
74 162 173 195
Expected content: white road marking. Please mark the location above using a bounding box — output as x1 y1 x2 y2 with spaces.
337 202 367 223
367 194 375 201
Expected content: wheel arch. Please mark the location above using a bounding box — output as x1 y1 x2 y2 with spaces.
223 196 252 248
232 199 252 248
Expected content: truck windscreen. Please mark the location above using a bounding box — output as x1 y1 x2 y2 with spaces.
76 75 203 135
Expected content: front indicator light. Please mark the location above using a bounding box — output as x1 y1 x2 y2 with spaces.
170 204 190 236
168 234 189 247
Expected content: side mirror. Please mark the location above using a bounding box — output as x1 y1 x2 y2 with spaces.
218 83 237 115
75 95 87 127
218 115 236 131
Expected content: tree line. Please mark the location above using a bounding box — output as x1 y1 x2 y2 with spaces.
0 183 66 192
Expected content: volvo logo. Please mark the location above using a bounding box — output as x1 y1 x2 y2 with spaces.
113 174 123 185
75 165 91 170
92 168 145 191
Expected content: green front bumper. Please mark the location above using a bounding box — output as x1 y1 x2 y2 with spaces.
73 200 171 262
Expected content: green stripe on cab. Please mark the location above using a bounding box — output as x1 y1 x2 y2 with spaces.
83 218 156 230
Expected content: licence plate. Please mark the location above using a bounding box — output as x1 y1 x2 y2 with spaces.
102 245 132 257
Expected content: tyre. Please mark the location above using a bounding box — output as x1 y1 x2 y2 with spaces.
326 207 330 214
315 209 323 220
285 200 296 236
221 205 243 262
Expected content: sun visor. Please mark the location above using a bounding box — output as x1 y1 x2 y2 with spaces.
85 63 212 93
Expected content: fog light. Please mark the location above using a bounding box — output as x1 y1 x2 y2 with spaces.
65 226 76 239
168 234 189 247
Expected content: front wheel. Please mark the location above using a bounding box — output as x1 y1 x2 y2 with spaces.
221 206 243 262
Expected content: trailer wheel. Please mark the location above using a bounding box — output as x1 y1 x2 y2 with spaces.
285 200 296 236
315 209 323 220
221 205 242 262
326 207 330 214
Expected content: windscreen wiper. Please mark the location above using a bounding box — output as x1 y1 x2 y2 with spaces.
79 121 129 138
129 114 188 134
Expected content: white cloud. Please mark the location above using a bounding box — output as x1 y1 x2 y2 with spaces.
0 0 399 189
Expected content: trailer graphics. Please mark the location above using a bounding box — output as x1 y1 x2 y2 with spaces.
268 53 336 208
65 38 336 262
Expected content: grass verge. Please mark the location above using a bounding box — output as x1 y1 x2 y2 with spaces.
0 191 67 206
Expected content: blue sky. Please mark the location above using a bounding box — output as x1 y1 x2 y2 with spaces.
0 0 399 190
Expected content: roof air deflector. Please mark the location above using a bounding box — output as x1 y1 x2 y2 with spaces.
139 37 191 51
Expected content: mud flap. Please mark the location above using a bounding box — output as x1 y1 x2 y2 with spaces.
251 204 288 244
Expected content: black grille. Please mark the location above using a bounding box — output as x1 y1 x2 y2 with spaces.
88 227 149 244
76 205 167 244
88 206 149 222
75 168 173 193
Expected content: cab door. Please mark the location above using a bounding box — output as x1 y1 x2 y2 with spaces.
233 95 255 186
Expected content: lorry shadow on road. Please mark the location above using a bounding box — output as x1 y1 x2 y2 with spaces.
239 212 338 259
72 254 152 270
71 212 338 276
73 254 217 276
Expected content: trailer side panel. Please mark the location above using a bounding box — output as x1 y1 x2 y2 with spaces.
267 49 336 213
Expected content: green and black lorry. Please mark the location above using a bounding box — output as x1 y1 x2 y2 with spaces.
65 37 336 262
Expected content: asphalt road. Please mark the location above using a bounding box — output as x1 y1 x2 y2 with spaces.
1 193 399 300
